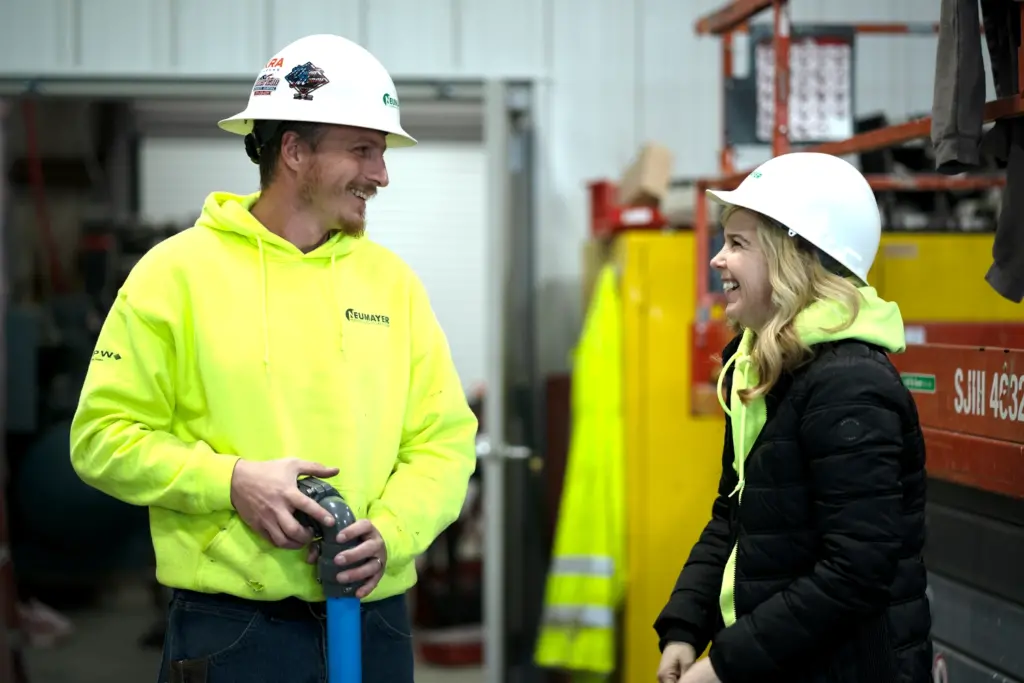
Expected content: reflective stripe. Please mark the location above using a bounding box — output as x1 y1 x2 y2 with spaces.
551 555 614 577
542 604 615 629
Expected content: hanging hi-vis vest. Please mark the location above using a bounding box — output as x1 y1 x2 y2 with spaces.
535 264 625 677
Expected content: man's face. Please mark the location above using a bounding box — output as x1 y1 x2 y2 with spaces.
295 125 390 236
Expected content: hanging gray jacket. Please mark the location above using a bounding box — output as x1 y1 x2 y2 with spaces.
931 0 1024 303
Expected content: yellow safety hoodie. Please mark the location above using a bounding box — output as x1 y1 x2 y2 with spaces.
70 191 478 603
535 264 626 677
716 287 906 626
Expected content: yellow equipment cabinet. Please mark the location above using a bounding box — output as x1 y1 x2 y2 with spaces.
614 231 725 683
869 233 1024 322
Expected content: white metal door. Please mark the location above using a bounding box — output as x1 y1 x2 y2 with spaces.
479 80 534 683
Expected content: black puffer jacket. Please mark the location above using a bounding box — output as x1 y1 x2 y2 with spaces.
654 335 932 683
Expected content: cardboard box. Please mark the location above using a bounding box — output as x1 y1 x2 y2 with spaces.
618 143 674 207
662 180 723 227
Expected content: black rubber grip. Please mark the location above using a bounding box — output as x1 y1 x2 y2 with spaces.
295 477 367 598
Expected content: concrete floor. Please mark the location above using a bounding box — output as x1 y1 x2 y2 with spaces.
22 581 484 683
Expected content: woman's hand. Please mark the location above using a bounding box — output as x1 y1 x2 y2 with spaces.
678 657 721 683
657 642 697 683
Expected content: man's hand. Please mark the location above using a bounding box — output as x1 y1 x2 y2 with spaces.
307 519 388 598
230 458 340 550
678 657 721 683
657 642 697 683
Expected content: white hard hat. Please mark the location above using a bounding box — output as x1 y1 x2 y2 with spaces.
219 34 416 148
707 152 881 284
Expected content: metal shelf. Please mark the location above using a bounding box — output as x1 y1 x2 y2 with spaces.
703 94 1024 190
695 0 774 36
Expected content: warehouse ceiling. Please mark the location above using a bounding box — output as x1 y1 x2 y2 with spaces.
131 96 484 142
0 77 491 142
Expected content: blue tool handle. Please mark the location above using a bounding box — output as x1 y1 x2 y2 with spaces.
327 597 362 683
295 477 369 683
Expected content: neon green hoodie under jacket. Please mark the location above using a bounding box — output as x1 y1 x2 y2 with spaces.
70 191 479 603
716 287 907 626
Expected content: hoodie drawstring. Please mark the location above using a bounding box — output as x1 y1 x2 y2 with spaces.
716 348 752 501
253 237 349 459
330 253 345 353
255 234 302 459
257 236 270 371
256 239 347 366
716 352 738 418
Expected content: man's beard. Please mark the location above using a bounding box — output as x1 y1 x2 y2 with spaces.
337 217 365 238
298 167 368 238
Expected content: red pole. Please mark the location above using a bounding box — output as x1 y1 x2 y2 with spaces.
771 0 791 156
1018 3 1024 96
695 182 711 313
721 31 735 174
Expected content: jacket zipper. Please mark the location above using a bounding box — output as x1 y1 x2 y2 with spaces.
731 540 738 621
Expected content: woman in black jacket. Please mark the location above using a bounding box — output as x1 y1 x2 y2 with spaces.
655 152 932 683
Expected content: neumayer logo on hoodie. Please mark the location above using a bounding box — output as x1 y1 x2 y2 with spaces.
345 308 390 326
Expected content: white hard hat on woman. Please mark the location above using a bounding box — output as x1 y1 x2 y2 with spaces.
707 152 881 284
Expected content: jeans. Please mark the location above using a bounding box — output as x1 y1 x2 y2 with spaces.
158 589 415 683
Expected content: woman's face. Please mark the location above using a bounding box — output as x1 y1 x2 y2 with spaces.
711 209 774 331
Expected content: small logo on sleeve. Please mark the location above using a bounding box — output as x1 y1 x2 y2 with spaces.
92 349 122 361
345 308 390 327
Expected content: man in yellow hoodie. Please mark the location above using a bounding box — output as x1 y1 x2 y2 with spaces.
69 34 478 683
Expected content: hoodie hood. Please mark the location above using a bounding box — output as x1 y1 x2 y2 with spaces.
196 191 362 259
715 286 906 628
795 286 905 353
194 188 363 351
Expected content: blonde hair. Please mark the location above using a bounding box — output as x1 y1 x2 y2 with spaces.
719 205 863 403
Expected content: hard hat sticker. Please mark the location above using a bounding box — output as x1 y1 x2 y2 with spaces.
383 93 400 109
252 73 280 97
285 62 330 101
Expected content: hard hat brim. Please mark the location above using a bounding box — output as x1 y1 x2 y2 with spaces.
705 187 872 284
217 111 418 148
705 187 739 209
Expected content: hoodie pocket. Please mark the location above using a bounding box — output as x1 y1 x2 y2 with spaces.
199 513 270 594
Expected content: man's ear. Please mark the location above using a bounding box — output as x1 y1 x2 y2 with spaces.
279 130 311 174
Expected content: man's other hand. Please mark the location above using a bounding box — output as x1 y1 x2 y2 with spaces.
329 519 388 599
230 458 340 550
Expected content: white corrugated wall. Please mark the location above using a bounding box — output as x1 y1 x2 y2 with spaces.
0 0 951 372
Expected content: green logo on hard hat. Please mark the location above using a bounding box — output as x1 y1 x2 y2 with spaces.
751 171 763 178
383 93 400 108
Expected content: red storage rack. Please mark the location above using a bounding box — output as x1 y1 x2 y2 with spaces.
587 180 669 238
